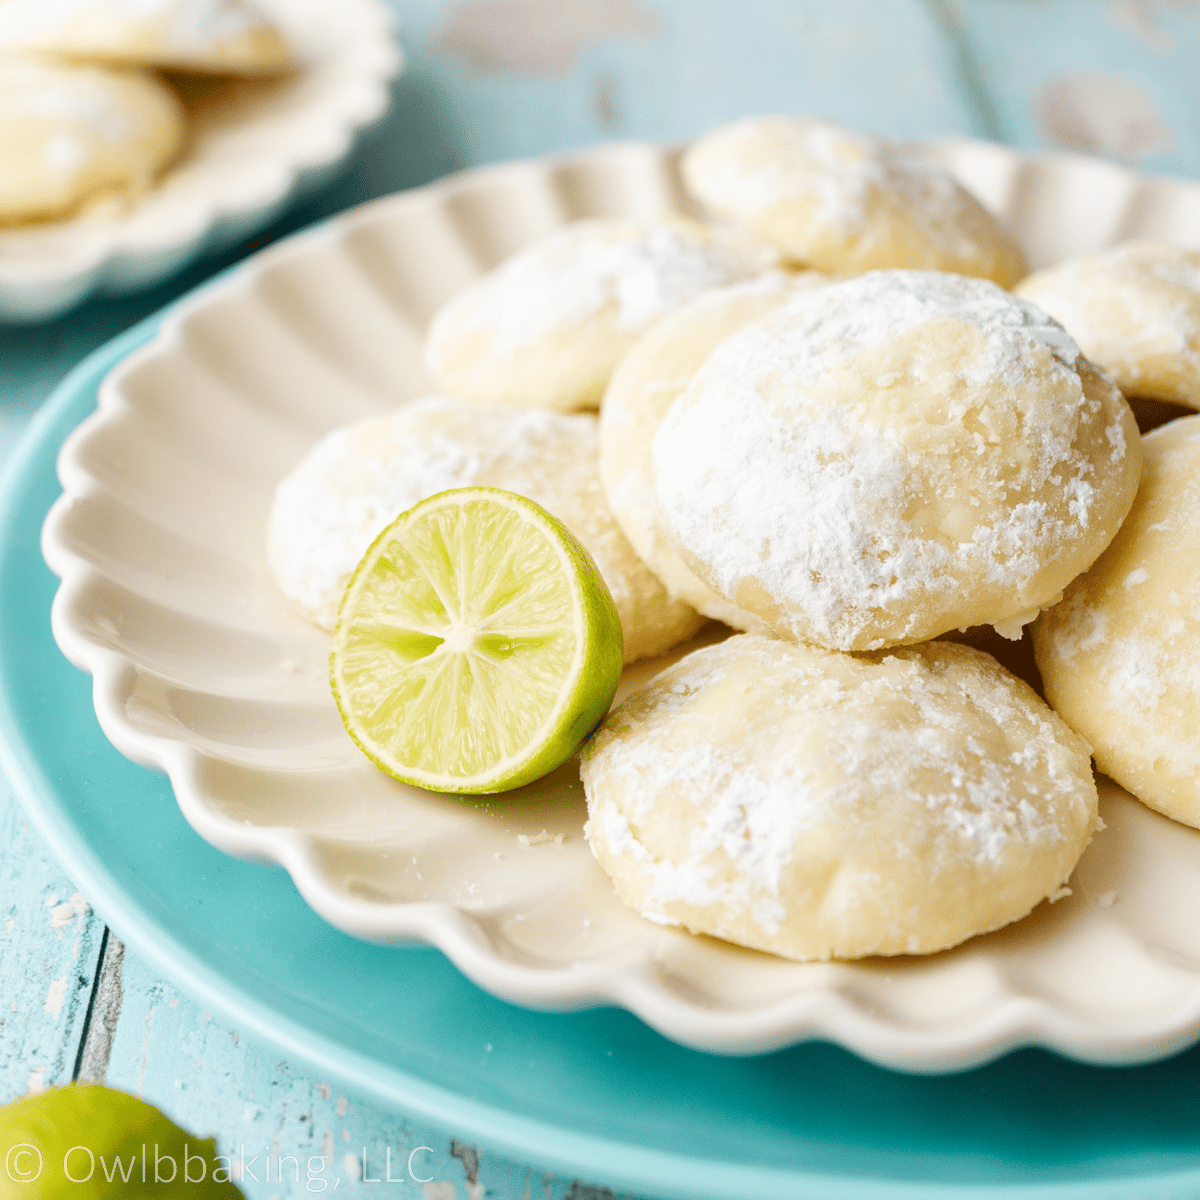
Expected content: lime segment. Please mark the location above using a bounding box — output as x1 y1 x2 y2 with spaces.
331 487 623 793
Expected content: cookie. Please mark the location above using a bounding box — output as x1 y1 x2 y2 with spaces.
1015 240 1200 411
681 115 1027 285
1034 415 1200 830
424 215 775 412
599 270 828 632
268 396 705 664
0 58 183 223
581 635 1098 961
0 0 292 73
654 270 1141 650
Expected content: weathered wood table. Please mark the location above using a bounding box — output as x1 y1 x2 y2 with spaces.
3 2 1200 1196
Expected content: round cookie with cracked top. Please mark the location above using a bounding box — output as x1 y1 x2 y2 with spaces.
1015 241 1200 412
0 0 292 73
268 395 704 665
600 270 829 633
653 270 1142 651
681 115 1028 285
424 215 776 413
581 635 1098 962
0 58 184 224
1034 415 1200 830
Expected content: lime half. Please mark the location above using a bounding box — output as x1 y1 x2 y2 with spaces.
0 1084 243 1197
331 487 624 793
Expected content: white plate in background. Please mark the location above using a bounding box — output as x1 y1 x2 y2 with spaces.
0 0 400 322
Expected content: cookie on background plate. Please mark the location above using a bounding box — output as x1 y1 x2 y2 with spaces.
0 57 184 224
0 0 292 74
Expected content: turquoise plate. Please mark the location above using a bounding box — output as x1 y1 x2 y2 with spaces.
2 314 1200 1200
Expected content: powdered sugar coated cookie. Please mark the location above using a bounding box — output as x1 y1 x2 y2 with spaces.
682 115 1027 285
268 396 704 663
0 58 183 223
600 270 829 631
425 215 776 412
1016 241 1200 411
654 270 1141 650
1034 415 1200 830
581 635 1098 961
0 0 291 73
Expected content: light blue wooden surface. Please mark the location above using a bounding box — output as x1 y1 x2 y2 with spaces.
0 795 104 1100
4 2 1200 1196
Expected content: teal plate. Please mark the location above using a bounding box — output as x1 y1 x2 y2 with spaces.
2 314 1200 1200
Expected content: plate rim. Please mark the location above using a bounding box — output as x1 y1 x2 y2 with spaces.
36 137 1200 1072
7 232 1200 1200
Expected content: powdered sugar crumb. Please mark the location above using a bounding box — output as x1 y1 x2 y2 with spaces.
517 829 564 846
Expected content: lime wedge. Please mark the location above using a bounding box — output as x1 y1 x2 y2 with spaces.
331 487 624 793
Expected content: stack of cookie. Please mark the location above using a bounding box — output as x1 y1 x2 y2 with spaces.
269 115 1200 964
581 118 1139 962
0 0 291 225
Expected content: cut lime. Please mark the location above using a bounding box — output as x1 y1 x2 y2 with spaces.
331 487 624 793
0 1084 243 1196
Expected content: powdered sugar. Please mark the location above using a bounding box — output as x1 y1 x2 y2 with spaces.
43 133 87 174
426 216 774 357
1108 241 1200 295
268 395 699 660
1016 241 1200 403
581 637 1094 948
714 121 966 233
0 60 139 144
653 270 1121 649
270 397 593 627
1042 588 1110 663
0 0 273 52
683 116 1011 267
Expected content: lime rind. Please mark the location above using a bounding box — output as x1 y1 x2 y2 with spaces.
331 487 623 794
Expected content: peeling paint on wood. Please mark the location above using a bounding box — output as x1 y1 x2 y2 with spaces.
564 1184 619 1200
43 976 68 1018
1111 0 1199 51
594 76 621 128
0 786 104 1102
452 1139 487 1200
1040 72 1173 160
437 0 658 76
102 950 641 1199
948 0 1200 175
75 932 125 1084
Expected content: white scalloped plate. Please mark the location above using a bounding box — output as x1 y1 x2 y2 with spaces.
0 0 400 323
43 139 1200 1071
